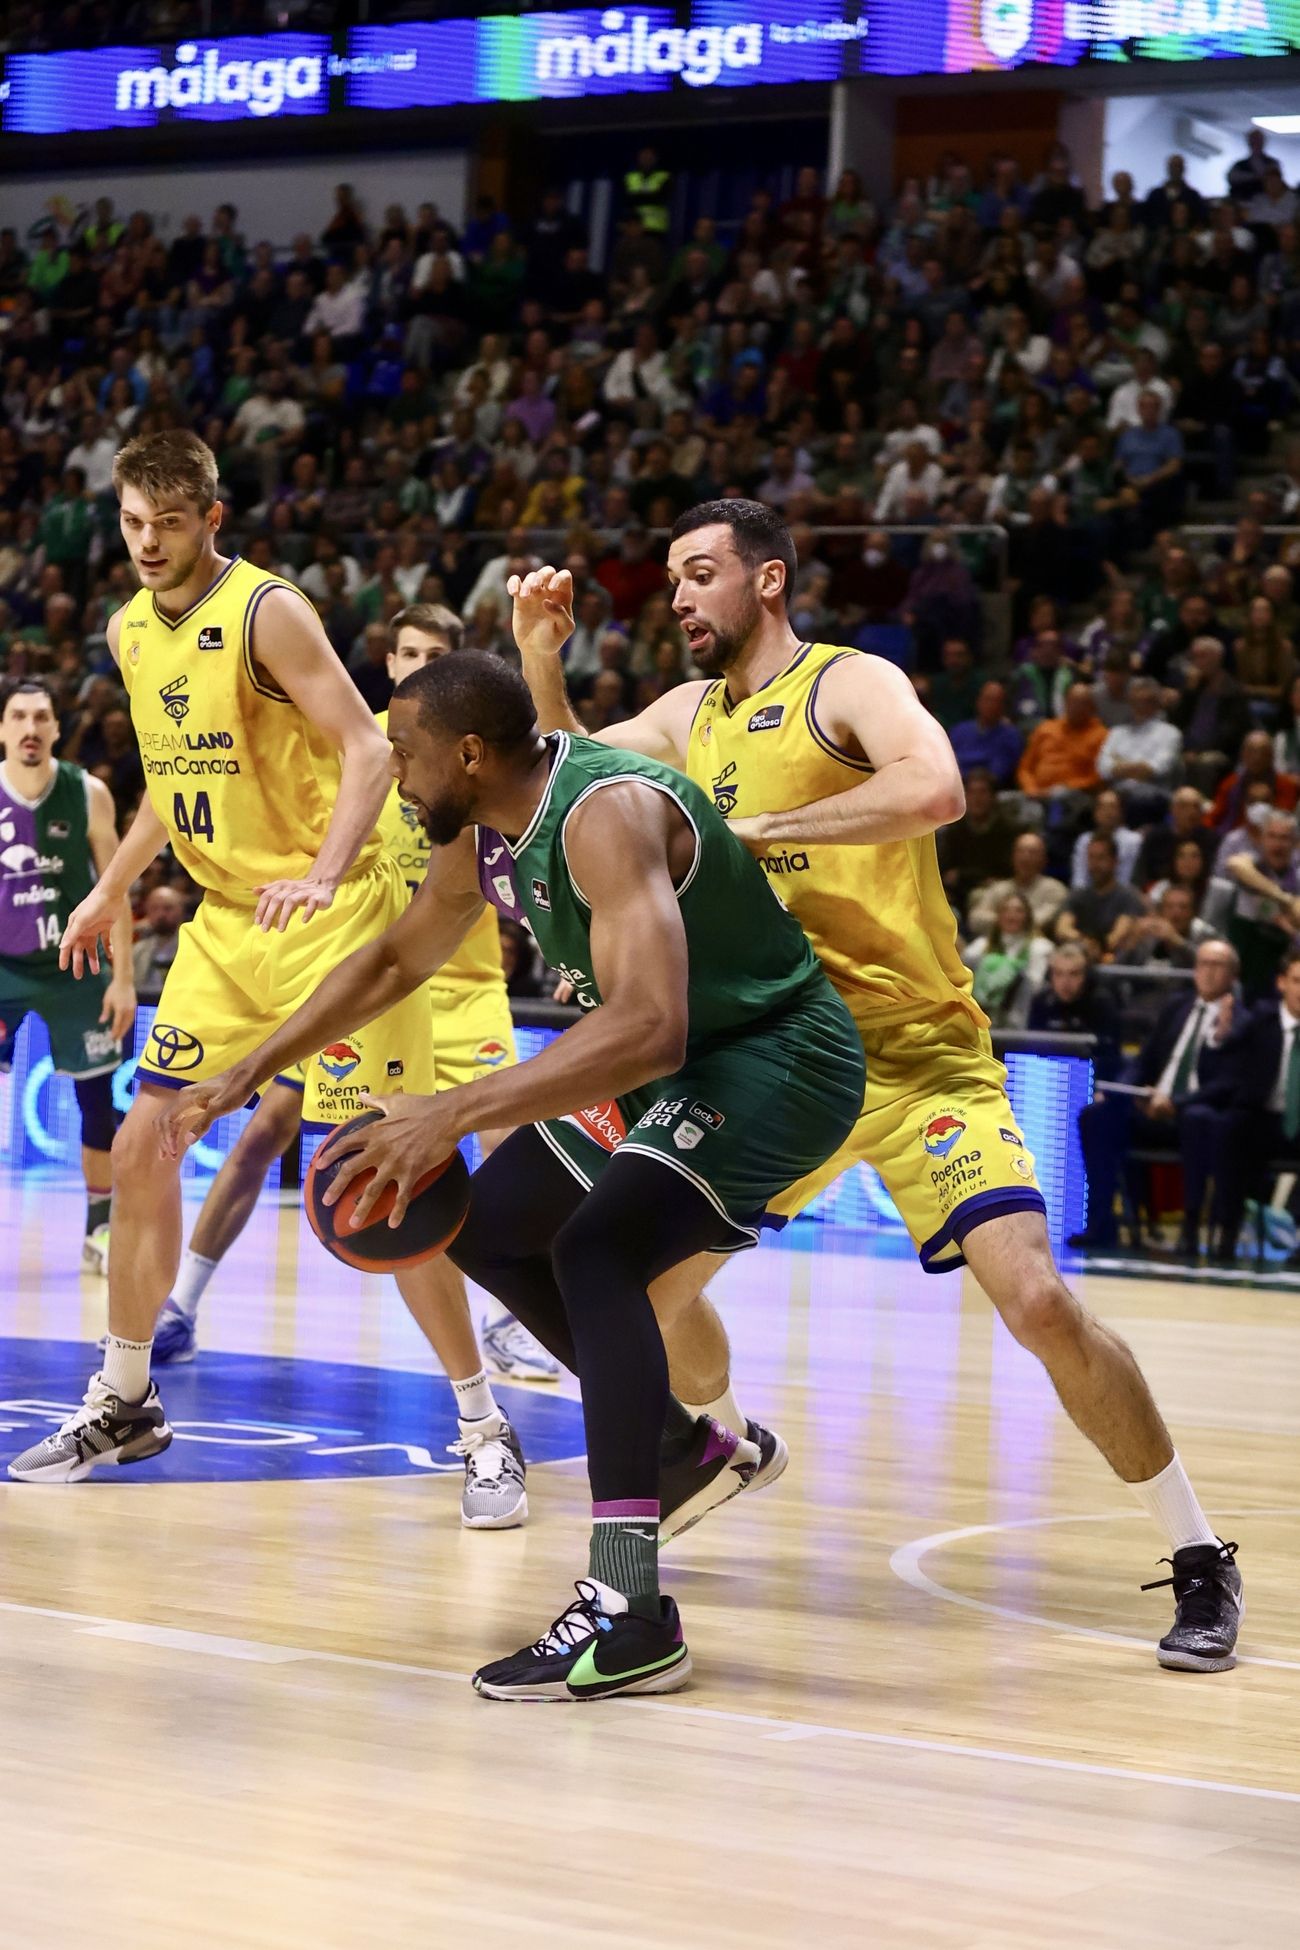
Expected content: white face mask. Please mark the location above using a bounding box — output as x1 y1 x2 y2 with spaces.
928 543 950 562
864 547 885 567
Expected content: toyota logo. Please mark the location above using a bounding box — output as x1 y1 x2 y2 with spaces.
147 1023 205 1072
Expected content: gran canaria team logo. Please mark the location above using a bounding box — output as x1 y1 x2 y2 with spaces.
921 1111 967 1160
474 1039 510 1069
319 1041 362 1082
159 675 190 724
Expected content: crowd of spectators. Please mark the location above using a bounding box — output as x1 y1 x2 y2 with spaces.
3 132 1300 1240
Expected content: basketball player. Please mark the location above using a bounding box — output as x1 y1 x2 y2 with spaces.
1 680 136 1272
7 431 528 1527
149 601 558 1386
509 500 1243 1676
158 650 864 1699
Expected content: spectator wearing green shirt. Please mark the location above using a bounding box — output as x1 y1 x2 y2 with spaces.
25 229 69 299
37 467 96 600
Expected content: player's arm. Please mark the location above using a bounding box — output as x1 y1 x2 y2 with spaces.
60 609 170 979
315 784 692 1229
157 832 488 1156
510 564 703 764
247 586 393 932
731 653 965 851
84 772 137 1040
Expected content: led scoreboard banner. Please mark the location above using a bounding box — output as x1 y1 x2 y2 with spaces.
1 2 1297 132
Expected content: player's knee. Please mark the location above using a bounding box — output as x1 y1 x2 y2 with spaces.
111 1097 174 1180
551 1208 616 1310
996 1273 1083 1354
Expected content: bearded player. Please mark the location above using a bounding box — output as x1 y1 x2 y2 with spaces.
511 499 1242 1676
7 431 529 1526
147 602 558 1390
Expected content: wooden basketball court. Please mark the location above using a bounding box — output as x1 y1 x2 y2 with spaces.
2 1167 1297 1949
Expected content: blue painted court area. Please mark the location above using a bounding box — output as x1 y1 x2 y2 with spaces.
0 1338 587 1483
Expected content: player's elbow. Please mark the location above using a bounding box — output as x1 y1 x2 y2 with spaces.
927 771 966 829
627 1000 688 1080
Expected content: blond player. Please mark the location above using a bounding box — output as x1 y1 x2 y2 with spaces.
7 433 529 1526
148 603 559 1391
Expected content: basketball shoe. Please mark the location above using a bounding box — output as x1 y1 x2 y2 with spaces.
152 1302 199 1365
81 1223 111 1278
481 1312 560 1382
658 1414 770 1544
1143 1539 1243 1672
450 1413 528 1528
7 1375 172 1482
472 1579 690 1701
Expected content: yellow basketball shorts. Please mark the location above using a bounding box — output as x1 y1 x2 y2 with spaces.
137 856 435 1129
768 1008 1045 1272
428 981 517 1092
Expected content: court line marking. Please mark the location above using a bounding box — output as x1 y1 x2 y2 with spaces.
1 1593 1298 1806
890 1507 1300 1672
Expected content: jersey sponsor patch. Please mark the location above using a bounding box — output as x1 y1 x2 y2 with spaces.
197 626 224 652
562 1100 626 1155
1012 1155 1036 1181
146 1022 204 1072
688 1099 725 1131
673 1120 704 1152
999 1126 1023 1148
159 675 190 724
47 820 70 841
921 1111 967 1160
747 704 785 732
531 877 551 910
474 1038 510 1068
387 1059 404 1079
711 761 739 816
319 1041 362 1082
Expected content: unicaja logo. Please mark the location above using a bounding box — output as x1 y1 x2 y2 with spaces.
536 9 763 89
115 41 324 119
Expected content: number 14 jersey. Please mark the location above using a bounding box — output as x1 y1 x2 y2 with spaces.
118 556 380 904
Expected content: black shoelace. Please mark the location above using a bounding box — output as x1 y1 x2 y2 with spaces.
1141 1540 1238 1625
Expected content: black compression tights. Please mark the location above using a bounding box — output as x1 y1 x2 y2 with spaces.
449 1127 728 1504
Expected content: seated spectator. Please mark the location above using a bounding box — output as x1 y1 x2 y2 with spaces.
1124 883 1212 969
1222 807 1300 998
1114 390 1185 536
1078 587 1149 673
1273 671 1300 775
131 885 184 1003
1070 786 1142 887
1174 341 1236 500
1233 594 1295 706
1092 649 1137 729
1069 937 1240 1254
902 531 980 669
1057 834 1148 959
937 767 1018 913
949 680 1023 786
1009 628 1076 732
1148 835 1213 918
595 523 664 622
1169 637 1253 794
1016 679 1107 805
1106 346 1173 431
964 891 1052 1028
1097 675 1183 810
827 527 910 618
1212 950 1300 1250
1209 727 1300 832
1026 942 1122 1073
968 829 1068 938
927 637 982 730
875 439 945 519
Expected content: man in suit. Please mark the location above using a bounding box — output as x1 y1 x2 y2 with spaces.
1069 937 1239 1254
1213 948 1300 1251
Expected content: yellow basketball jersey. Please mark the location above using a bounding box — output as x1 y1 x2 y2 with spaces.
119 557 379 904
685 641 984 1029
375 711 503 991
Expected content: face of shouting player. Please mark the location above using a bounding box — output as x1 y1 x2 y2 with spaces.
118 483 220 596
667 524 781 675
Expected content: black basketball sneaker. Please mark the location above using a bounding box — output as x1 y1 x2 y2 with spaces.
7 1374 172 1482
659 1413 788 1544
1143 1539 1243 1672
472 1579 691 1702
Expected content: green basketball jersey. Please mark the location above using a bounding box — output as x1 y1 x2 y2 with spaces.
0 760 96 972
475 732 823 1048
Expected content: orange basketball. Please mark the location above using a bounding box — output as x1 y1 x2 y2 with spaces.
304 1110 470 1271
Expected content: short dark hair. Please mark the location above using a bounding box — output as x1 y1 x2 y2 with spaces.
1 679 56 718
1089 833 1118 860
670 499 797 595
1282 947 1300 976
394 650 536 750
391 603 463 653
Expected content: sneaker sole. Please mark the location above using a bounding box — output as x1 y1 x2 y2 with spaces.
1156 1646 1239 1673
472 1651 692 1701
462 1491 529 1530
7 1424 173 1484
659 1440 761 1546
482 1354 560 1383
748 1429 790 1497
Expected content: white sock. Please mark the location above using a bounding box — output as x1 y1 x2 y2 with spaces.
1129 1452 1218 1554
101 1334 152 1404
683 1383 746 1436
171 1249 219 1321
451 1368 498 1423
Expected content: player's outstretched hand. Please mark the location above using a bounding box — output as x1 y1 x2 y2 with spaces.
157 1069 249 1158
320 1090 464 1231
59 887 120 979
508 565 575 661
254 875 337 933
101 976 137 1043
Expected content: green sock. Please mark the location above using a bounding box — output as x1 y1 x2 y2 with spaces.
86 1194 111 1235
589 1512 660 1619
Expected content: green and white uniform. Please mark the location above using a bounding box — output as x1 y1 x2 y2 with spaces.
476 733 865 1246
0 759 121 1077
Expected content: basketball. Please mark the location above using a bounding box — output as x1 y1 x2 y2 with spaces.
304 1110 470 1272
